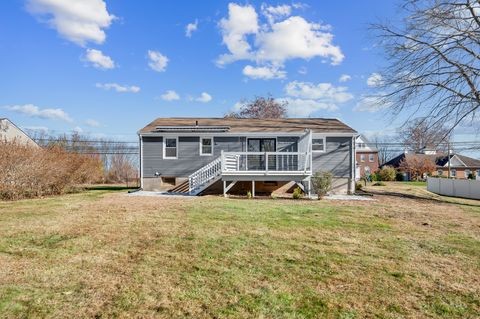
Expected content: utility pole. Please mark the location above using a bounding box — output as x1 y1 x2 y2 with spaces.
447 140 451 178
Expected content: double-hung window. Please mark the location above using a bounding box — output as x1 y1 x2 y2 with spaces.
164 137 178 159
360 154 365 162
369 154 374 162
200 137 213 156
312 138 325 152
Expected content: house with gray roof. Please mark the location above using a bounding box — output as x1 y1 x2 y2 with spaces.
138 117 358 196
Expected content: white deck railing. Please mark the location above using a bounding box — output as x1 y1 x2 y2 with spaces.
221 151 312 175
188 157 222 194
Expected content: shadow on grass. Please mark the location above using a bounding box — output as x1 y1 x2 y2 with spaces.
365 189 480 208
84 185 139 191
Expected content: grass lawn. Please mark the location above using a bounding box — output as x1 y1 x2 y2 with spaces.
0 184 479 318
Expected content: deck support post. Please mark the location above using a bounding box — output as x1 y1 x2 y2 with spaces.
252 180 255 197
223 180 227 197
307 178 312 199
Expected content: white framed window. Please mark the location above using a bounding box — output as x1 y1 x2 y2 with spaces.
360 154 365 162
451 169 456 177
437 169 443 176
163 137 178 159
369 154 374 162
200 137 213 156
312 138 325 152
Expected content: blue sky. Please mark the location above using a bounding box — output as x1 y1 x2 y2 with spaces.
1 1 413 141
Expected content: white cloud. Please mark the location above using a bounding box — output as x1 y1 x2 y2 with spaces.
4 104 73 122
261 4 291 24
26 0 115 46
195 92 212 103
95 83 140 93
354 95 390 113
367 73 383 87
281 98 337 117
160 90 180 101
242 65 286 79
73 126 83 133
84 48 114 69
339 74 351 82
147 50 168 72
285 81 353 103
217 3 259 66
85 119 100 127
277 81 353 116
217 4 343 78
298 66 307 75
185 20 198 37
255 16 343 65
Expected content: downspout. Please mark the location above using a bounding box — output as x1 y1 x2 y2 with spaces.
139 134 143 190
350 135 357 194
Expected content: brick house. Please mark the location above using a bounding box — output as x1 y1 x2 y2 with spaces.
382 151 480 180
355 135 379 179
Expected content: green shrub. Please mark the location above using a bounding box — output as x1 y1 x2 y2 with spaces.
371 172 381 182
372 182 386 186
468 173 475 180
311 171 333 200
379 166 396 181
396 172 405 181
246 191 252 199
292 187 303 199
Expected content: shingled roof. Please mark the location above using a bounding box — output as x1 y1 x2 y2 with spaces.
139 118 357 134
382 152 480 168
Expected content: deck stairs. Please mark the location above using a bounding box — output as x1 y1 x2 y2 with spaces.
166 157 222 196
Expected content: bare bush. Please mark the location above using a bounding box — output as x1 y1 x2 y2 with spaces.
0 141 103 200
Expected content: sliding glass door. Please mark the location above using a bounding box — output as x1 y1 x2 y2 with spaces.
247 138 276 170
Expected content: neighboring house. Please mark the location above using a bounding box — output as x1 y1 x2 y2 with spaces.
0 118 38 147
382 151 480 180
138 118 358 196
355 134 379 179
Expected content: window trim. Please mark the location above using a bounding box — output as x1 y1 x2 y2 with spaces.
437 169 443 176
312 137 325 152
163 136 178 159
369 153 374 162
451 168 457 177
200 137 214 156
360 154 365 162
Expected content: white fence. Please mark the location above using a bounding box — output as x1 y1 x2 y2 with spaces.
427 177 480 200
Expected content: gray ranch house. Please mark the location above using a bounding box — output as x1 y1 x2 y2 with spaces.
138 118 358 196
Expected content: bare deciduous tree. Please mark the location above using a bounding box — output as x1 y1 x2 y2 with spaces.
226 96 288 118
397 118 450 152
372 136 398 165
372 0 480 134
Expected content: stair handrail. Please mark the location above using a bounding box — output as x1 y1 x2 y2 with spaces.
188 156 222 194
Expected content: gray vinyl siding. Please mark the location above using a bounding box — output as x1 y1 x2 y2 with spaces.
277 136 298 152
143 136 246 177
142 134 352 178
312 136 352 178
